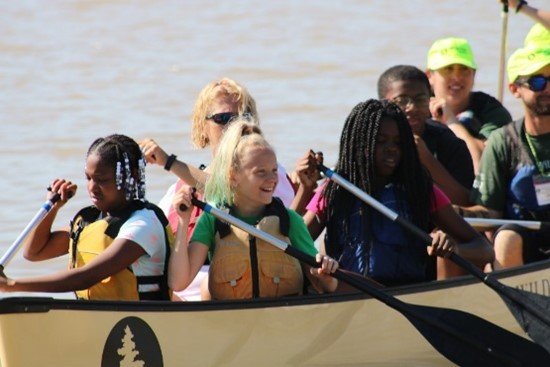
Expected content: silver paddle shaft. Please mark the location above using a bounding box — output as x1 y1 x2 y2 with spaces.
0 195 60 268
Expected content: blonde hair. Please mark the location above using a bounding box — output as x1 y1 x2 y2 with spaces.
191 78 259 149
204 118 273 207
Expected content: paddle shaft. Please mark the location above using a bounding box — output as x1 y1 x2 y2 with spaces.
319 164 550 329
0 194 60 272
465 217 545 230
497 1 509 102
190 198 537 365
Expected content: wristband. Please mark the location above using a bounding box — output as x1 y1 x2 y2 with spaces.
516 0 527 13
164 154 177 171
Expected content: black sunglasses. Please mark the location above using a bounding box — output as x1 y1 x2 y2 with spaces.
516 75 549 92
206 112 238 125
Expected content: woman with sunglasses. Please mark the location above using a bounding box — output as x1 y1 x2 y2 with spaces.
469 45 550 270
140 78 296 300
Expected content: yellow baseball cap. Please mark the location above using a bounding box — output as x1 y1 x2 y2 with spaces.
524 23 550 48
507 46 550 83
427 37 477 70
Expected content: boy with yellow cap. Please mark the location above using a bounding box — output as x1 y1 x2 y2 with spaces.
470 45 550 269
426 37 512 174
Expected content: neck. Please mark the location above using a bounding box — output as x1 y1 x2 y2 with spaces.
233 196 265 217
524 110 550 135
452 96 470 115
210 145 218 158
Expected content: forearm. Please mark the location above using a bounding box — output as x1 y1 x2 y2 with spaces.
445 122 484 175
2 268 95 293
455 236 495 267
23 208 69 261
168 160 209 193
456 204 501 219
168 220 196 291
518 3 550 28
289 182 316 215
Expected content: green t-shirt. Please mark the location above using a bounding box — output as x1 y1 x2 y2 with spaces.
471 121 550 211
468 91 512 139
191 208 318 259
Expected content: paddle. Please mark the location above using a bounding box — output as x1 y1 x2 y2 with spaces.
187 197 550 366
318 164 550 353
465 217 550 231
0 193 61 276
497 0 509 102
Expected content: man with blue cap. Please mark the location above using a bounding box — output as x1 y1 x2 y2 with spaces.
470 45 550 269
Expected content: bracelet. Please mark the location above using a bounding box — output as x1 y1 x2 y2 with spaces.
164 154 177 171
516 0 527 13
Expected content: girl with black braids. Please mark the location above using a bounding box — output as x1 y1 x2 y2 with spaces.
303 99 493 286
0 134 172 300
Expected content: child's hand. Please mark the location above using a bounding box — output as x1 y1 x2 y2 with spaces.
294 150 323 189
0 272 15 292
172 185 196 221
48 178 77 207
139 138 168 167
429 97 458 125
428 230 456 258
310 254 339 276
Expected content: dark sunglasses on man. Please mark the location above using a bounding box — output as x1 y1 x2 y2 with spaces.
515 75 549 92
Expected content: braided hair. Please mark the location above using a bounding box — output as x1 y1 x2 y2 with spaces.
324 99 433 255
87 134 146 201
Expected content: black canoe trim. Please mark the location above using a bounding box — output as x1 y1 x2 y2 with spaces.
0 258 548 315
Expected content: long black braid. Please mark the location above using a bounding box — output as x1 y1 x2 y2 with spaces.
324 99 433 256
87 134 146 201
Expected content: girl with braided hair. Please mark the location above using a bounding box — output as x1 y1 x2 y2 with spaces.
304 99 493 286
0 134 172 300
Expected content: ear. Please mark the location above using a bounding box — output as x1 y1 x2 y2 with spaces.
229 168 239 188
508 83 521 98
425 69 434 85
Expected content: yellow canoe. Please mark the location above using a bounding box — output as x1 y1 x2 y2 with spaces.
0 259 548 367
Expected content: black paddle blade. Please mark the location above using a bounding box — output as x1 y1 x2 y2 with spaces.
406 303 550 366
501 287 550 353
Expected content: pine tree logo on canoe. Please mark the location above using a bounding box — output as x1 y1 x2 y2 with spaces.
102 316 163 367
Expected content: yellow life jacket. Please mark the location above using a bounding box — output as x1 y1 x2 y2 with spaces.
209 198 303 300
69 201 173 301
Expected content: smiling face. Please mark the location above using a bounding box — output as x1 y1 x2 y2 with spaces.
373 117 402 182
231 145 278 216
85 153 127 213
427 64 475 113
384 80 431 135
510 64 550 117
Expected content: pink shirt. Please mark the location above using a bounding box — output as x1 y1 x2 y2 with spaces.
306 183 450 219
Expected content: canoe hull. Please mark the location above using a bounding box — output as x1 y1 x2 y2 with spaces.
0 260 549 366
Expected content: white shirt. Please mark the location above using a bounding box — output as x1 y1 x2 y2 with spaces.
117 208 167 291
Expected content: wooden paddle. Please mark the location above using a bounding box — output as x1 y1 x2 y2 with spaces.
188 197 550 366
318 164 550 353
0 193 61 276
497 0 509 102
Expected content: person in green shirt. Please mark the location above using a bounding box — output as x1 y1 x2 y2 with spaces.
426 37 512 174
470 45 550 269
168 118 339 300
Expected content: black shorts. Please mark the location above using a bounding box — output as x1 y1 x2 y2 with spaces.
494 224 550 263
